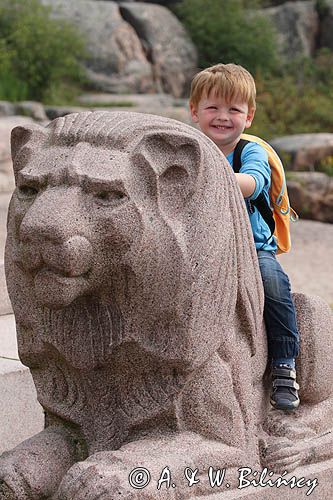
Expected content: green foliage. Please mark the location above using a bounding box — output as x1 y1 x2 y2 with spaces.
174 0 278 74
316 0 330 19
0 0 87 102
78 100 136 108
0 39 29 100
250 50 333 140
316 156 333 177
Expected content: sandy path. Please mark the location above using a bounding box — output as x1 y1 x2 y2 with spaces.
278 219 333 306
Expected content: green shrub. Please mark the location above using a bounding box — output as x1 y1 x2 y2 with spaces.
174 0 278 75
0 39 29 100
0 0 87 102
250 50 333 139
316 156 333 177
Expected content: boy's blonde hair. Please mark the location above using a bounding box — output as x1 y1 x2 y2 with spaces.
190 63 256 110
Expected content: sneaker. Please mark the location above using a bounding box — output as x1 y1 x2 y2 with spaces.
270 365 300 411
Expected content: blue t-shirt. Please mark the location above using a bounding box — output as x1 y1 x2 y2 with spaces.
227 142 277 253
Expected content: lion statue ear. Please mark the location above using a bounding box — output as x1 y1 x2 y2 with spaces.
11 123 48 162
133 131 201 214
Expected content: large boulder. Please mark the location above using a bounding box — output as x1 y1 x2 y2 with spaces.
0 102 15 117
287 171 333 223
270 132 333 170
262 0 319 58
41 0 154 94
0 101 47 122
119 2 197 97
41 0 197 96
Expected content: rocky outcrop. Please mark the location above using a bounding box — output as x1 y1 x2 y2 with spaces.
41 0 197 96
270 132 333 221
287 172 333 223
41 0 154 94
270 133 333 170
120 2 197 96
262 0 319 58
0 101 47 122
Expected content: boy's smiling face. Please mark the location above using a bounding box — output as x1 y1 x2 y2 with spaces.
190 92 255 156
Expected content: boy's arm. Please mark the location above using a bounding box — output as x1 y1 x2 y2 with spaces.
235 143 270 199
234 173 256 198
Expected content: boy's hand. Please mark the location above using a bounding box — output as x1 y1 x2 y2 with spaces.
235 173 256 198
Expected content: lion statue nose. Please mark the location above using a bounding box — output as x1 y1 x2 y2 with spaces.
43 235 93 276
21 235 94 277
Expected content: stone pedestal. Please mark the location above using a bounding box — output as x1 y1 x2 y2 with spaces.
0 314 43 455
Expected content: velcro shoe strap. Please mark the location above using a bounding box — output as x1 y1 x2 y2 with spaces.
273 378 299 390
273 367 296 379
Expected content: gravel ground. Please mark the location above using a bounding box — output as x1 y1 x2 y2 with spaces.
0 192 332 305
278 219 333 306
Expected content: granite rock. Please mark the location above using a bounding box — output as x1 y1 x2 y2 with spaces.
270 132 333 170
0 102 47 122
262 0 319 58
41 0 197 96
119 2 197 96
13 102 48 122
41 0 155 94
287 172 333 223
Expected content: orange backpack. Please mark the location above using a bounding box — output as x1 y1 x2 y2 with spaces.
233 133 298 254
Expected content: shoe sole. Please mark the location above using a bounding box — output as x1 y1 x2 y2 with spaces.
270 398 300 411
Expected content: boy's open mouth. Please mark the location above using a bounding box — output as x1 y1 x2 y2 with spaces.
212 125 232 130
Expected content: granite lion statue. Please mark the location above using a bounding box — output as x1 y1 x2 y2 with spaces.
0 111 332 499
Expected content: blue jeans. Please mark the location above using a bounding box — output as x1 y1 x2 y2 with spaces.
257 250 300 365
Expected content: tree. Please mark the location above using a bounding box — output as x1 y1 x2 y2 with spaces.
0 0 86 101
174 0 278 74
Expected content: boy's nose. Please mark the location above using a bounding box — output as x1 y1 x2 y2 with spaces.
216 110 229 121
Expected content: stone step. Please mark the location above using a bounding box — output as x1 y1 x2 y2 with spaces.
0 314 44 455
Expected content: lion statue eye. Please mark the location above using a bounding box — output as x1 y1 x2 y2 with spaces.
17 185 39 199
93 190 127 205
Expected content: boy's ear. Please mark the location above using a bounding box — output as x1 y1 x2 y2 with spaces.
245 107 255 129
189 101 199 123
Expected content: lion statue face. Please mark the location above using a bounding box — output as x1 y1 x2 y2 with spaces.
6 111 263 374
12 140 142 308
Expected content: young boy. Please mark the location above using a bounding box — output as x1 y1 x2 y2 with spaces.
189 63 300 411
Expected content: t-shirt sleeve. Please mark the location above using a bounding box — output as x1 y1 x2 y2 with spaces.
240 142 270 200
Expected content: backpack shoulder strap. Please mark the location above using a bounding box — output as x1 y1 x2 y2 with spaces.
232 139 250 173
233 136 276 236
252 194 275 234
